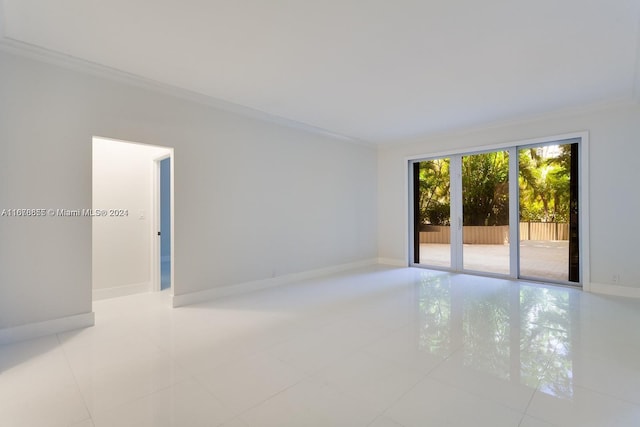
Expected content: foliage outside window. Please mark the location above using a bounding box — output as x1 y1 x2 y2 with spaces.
417 144 571 227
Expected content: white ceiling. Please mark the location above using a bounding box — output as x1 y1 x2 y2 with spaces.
2 0 640 144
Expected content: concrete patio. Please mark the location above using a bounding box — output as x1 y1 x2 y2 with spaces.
419 240 570 282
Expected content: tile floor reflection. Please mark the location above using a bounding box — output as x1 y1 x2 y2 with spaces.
1 266 640 426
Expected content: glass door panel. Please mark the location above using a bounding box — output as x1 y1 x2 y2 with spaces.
414 158 451 268
461 151 510 275
518 142 579 283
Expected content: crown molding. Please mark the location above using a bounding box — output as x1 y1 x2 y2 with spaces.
0 36 373 148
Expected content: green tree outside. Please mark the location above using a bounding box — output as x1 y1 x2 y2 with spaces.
417 144 571 227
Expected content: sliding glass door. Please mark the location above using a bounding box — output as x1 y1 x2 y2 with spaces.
462 151 511 275
410 138 581 285
413 158 451 268
518 141 579 283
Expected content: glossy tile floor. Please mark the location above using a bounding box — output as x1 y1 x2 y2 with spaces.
2 266 640 426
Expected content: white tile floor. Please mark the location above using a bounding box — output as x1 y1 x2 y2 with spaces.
2 266 640 426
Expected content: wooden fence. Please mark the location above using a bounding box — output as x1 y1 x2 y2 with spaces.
419 222 569 244
519 221 568 240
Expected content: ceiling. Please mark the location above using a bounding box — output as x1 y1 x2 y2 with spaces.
2 0 640 145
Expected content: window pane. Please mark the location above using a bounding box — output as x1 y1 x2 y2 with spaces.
416 158 451 268
462 151 510 275
518 143 575 282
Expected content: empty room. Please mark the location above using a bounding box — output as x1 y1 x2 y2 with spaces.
1 1 640 426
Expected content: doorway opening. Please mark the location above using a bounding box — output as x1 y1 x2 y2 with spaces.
409 135 587 286
92 136 174 300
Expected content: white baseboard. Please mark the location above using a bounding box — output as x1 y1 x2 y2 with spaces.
172 258 377 308
377 257 407 267
588 282 640 298
0 312 95 346
93 281 151 300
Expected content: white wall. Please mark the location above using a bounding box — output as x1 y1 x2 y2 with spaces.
92 138 170 295
378 102 640 294
0 50 377 332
